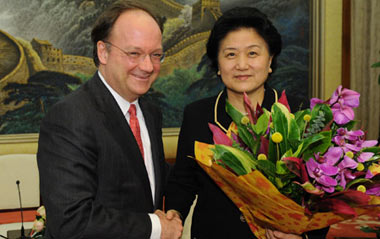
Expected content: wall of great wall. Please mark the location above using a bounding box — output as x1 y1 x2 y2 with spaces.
0 29 96 115
0 30 30 115
140 0 183 18
63 55 96 76
161 31 210 76
158 0 221 76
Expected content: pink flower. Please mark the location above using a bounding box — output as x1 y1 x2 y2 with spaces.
331 104 355 125
208 123 232 146
346 139 378 152
329 85 360 125
333 128 378 153
310 98 325 110
335 153 358 188
278 90 291 112
306 148 342 193
33 219 45 232
329 85 360 108
357 152 374 163
366 184 380 196
243 92 263 124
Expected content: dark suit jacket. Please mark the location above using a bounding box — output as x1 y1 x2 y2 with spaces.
37 73 167 239
165 88 328 239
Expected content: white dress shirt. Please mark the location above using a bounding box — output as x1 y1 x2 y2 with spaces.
98 71 161 239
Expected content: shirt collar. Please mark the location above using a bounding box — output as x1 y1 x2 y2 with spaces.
98 71 139 116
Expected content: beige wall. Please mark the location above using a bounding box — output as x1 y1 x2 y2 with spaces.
323 0 343 99
0 2 344 156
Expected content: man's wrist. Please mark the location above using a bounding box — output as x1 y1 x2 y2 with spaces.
148 213 161 239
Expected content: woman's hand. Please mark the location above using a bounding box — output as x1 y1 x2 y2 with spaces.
266 229 302 239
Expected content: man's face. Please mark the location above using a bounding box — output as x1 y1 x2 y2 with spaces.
97 9 162 102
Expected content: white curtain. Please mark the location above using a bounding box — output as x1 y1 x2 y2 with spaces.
350 0 380 140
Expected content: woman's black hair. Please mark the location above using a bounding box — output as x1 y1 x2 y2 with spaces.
206 7 282 74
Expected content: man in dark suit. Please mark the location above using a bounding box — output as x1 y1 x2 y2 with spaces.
37 1 182 238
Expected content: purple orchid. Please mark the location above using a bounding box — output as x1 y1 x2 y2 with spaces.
306 148 342 193
310 98 325 110
306 157 338 193
335 153 358 188
346 138 378 152
331 104 355 125
365 170 374 179
336 168 356 189
329 85 360 108
328 86 360 125
357 152 375 163
366 184 380 196
333 128 378 153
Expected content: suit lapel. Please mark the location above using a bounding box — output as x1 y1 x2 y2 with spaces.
87 73 154 208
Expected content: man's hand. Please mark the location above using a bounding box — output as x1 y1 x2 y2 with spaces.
165 209 182 221
155 210 183 239
266 229 302 239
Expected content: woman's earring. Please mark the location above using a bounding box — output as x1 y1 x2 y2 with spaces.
269 67 272 73
217 70 221 75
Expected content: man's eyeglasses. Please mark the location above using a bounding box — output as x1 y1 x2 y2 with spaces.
103 41 165 64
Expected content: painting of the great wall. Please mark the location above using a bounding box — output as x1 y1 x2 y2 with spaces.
0 0 310 134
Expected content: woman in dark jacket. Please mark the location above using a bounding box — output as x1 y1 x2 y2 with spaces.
165 7 329 239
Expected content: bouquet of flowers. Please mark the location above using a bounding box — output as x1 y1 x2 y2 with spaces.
194 86 380 238
30 206 46 239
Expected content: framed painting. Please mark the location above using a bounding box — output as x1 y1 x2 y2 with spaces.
0 0 322 144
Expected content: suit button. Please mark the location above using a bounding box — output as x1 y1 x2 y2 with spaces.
240 214 246 222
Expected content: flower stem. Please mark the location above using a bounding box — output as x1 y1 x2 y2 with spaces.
276 143 280 161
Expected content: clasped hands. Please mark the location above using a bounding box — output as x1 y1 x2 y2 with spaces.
154 210 303 239
155 209 183 239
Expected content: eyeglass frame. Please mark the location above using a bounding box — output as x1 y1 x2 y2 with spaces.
102 40 165 64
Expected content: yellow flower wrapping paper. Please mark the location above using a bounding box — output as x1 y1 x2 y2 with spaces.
195 141 380 239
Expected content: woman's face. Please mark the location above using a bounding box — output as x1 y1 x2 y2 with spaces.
217 27 273 97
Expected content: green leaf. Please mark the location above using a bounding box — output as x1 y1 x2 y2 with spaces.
362 146 380 154
226 100 258 151
256 159 276 178
288 117 301 149
283 149 294 158
360 226 380 233
275 177 284 188
252 109 270 135
295 109 311 125
276 160 290 175
213 147 247 175
378 74 380 85
346 178 372 190
225 100 244 126
371 61 380 68
237 126 256 151
293 142 304 158
271 103 291 156
268 138 277 163
214 144 256 175
302 131 332 161
311 104 333 125
294 109 310 138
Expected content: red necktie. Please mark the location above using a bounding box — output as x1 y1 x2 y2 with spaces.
128 104 144 159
